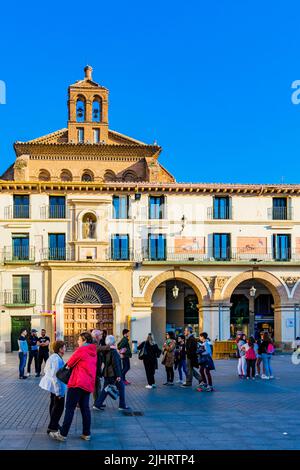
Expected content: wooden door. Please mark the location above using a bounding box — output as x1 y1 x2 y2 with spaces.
64 304 113 350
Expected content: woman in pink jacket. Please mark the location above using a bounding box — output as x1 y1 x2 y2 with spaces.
50 331 97 442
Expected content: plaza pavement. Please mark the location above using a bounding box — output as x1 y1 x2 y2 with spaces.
0 352 299 450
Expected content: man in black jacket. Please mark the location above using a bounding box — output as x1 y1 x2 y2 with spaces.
181 327 200 387
93 335 129 411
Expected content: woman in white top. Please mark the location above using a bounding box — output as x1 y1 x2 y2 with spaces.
39 340 67 434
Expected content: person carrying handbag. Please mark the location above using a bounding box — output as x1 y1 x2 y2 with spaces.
39 340 67 434
49 332 97 442
138 333 161 389
197 332 215 392
93 335 130 411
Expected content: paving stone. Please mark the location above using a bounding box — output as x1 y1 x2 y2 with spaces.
0 353 299 449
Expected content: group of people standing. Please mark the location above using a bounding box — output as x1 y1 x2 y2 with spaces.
16 323 278 443
138 327 215 392
17 328 50 379
236 331 275 380
39 328 132 442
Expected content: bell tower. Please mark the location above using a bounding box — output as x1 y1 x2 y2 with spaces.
67 65 109 144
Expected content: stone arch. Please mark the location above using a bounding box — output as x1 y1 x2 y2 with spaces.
82 169 94 182
54 274 120 343
38 169 51 181
222 270 289 305
60 169 73 182
55 273 119 306
76 208 98 240
292 280 300 303
143 269 210 304
123 170 137 182
104 170 116 182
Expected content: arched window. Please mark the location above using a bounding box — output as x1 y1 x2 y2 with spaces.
92 97 102 122
39 169 51 181
82 170 94 182
104 170 116 182
123 170 137 182
60 170 73 182
76 96 86 122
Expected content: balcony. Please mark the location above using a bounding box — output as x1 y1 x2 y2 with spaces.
40 205 68 219
141 248 207 262
268 207 293 220
3 246 35 263
2 289 36 307
105 248 300 263
207 207 233 220
4 205 31 219
41 247 75 261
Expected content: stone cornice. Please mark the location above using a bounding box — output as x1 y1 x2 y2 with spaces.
14 142 161 159
1 181 300 195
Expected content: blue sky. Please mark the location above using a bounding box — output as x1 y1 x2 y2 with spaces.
0 0 300 184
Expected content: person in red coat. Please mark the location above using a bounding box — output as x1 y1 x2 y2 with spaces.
50 331 97 442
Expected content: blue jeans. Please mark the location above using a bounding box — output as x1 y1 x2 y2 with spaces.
60 387 91 437
121 357 130 381
178 359 187 381
95 377 126 409
261 353 273 377
18 352 27 377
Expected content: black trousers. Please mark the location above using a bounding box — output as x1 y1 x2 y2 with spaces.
61 388 91 437
200 366 212 386
121 357 130 381
143 359 156 385
246 359 256 378
93 376 102 403
38 350 49 373
27 350 39 374
48 393 65 431
165 366 174 383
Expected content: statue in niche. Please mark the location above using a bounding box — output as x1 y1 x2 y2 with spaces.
83 216 96 239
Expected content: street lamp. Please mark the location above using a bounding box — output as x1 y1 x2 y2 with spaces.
249 286 256 297
172 284 179 299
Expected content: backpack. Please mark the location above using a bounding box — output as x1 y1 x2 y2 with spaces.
267 343 275 354
245 347 256 360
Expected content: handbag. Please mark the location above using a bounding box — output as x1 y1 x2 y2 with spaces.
161 350 167 365
104 383 119 400
56 364 72 384
138 343 147 360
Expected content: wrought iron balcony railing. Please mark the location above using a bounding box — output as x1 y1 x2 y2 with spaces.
40 205 68 219
3 246 35 262
4 205 31 219
2 289 36 306
268 207 293 220
40 247 75 261
207 206 233 220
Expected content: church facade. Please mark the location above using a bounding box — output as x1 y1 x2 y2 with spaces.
1 66 300 351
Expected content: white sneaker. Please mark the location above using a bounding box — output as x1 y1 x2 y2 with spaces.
176 380 183 384
145 385 152 389
49 431 66 442
26 373 30 377
269 375 274 379
261 374 267 379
